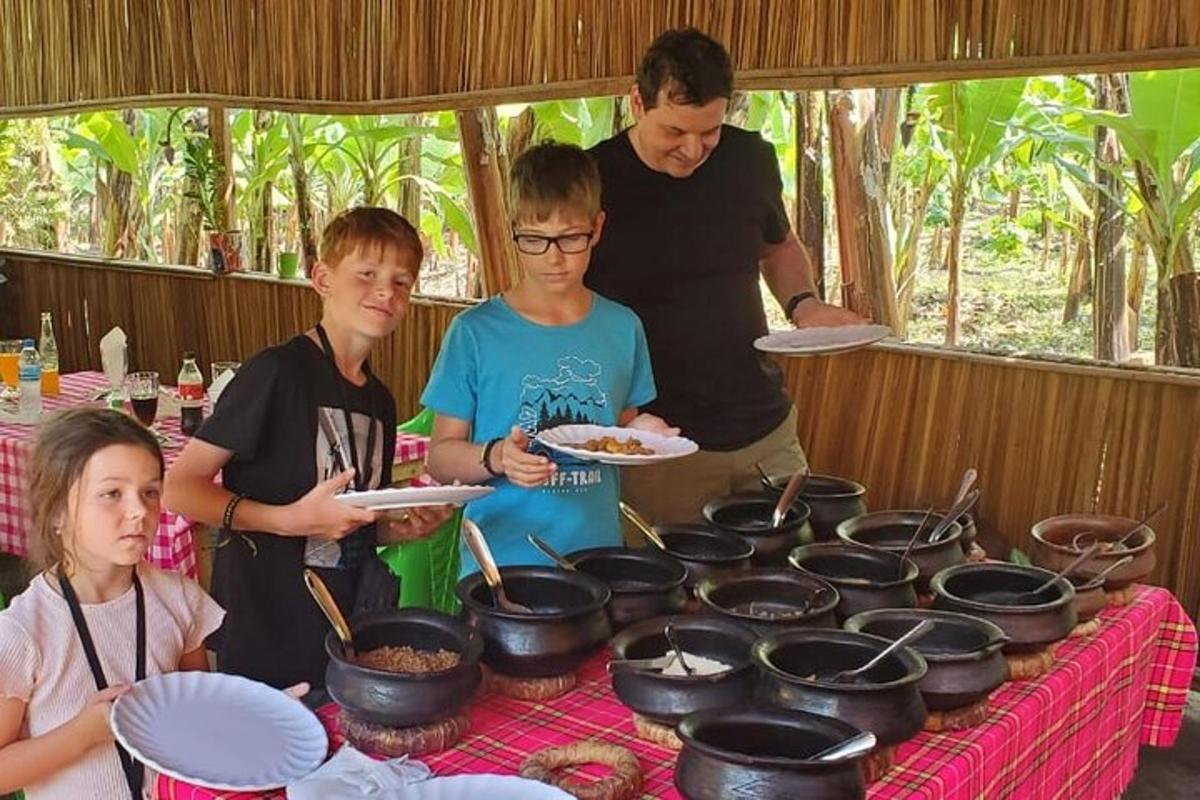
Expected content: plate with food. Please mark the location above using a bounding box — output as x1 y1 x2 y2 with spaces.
536 424 698 465
754 324 891 355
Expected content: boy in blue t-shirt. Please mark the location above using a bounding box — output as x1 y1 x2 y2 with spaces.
422 142 676 573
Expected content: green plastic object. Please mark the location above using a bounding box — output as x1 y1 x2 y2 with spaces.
0 589 6 611
378 408 463 613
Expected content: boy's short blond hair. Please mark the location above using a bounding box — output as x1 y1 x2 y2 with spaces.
319 206 424 269
508 142 602 224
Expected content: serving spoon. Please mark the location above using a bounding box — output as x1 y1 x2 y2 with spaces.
771 464 811 528
528 533 576 571
828 619 934 683
463 518 532 613
619 501 668 551
303 568 356 660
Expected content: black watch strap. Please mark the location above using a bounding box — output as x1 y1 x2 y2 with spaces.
785 291 817 319
481 437 504 478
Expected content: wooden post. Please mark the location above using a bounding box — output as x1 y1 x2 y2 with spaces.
794 92 826 301
828 90 900 329
1093 74 1130 362
208 106 235 233
456 107 519 296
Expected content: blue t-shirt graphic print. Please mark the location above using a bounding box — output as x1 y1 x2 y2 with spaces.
421 293 656 575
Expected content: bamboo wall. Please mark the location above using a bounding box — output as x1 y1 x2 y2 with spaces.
783 345 1200 621
4 0 1200 118
0 251 468 418
4 250 1200 620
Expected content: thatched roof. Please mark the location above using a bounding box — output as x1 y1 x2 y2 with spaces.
3 0 1200 118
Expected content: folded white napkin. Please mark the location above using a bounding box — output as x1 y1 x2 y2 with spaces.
99 327 127 391
286 745 431 799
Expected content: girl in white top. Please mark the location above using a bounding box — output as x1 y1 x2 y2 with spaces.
0 408 225 799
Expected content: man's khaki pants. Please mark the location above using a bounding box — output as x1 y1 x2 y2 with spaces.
619 406 807 544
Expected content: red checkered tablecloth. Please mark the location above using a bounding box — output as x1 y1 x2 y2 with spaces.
156 584 1196 800
0 371 198 577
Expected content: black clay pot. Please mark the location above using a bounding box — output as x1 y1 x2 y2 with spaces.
753 628 928 747
567 546 689 630
696 568 839 636
837 511 965 592
609 615 758 725
931 563 1077 654
456 567 611 677
788 542 919 622
675 706 868 800
657 525 756 591
844 608 1009 711
764 473 868 543
704 492 815 566
324 608 483 727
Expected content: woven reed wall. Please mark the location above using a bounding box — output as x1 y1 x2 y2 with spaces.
0 252 469 418
4 0 1200 117
782 344 1200 621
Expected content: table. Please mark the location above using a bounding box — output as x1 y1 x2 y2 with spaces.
0 371 199 577
157 584 1196 800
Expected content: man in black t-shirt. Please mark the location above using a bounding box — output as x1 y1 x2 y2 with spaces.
587 28 865 526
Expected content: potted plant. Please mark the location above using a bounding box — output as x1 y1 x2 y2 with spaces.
182 134 242 275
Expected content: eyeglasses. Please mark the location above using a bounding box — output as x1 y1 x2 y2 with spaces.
512 231 594 255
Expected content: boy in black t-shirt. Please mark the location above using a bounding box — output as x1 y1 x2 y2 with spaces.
165 207 449 689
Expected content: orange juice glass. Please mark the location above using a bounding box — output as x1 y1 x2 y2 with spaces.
0 341 20 389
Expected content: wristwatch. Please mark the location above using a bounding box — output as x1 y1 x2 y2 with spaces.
785 291 817 319
480 437 504 477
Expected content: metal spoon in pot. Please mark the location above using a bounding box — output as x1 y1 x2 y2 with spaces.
462 518 532 613
1083 554 1135 585
663 623 694 677
1011 542 1103 603
619 501 668 551
897 507 936 579
527 533 576 571
771 463 811 528
755 462 775 491
810 730 878 762
828 619 935 683
927 486 981 544
303 568 356 660
1071 502 1167 552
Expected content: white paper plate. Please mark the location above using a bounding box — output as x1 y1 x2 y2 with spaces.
334 484 494 511
754 324 891 355
110 671 327 791
411 774 574 799
537 424 699 465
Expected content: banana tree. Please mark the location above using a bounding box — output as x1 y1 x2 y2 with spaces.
1035 69 1200 365
928 77 1029 345
1080 69 1200 365
64 110 142 258
889 90 949 333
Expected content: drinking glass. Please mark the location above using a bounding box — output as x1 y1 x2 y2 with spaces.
126 371 160 428
0 340 21 390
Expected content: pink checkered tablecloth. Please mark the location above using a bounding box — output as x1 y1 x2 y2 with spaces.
395 433 428 465
0 371 198 577
157 584 1196 800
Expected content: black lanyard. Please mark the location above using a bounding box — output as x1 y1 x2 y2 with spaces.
58 569 145 800
314 324 378 491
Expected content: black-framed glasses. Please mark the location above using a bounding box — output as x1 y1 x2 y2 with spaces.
512 230 594 255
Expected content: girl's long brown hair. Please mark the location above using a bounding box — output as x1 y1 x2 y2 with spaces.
28 408 164 571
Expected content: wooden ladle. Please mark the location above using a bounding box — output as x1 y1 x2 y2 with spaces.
303 568 356 660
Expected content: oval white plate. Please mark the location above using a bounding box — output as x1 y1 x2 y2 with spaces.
411 774 574 799
111 671 327 791
754 324 891 355
334 484 494 511
537 424 699 465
